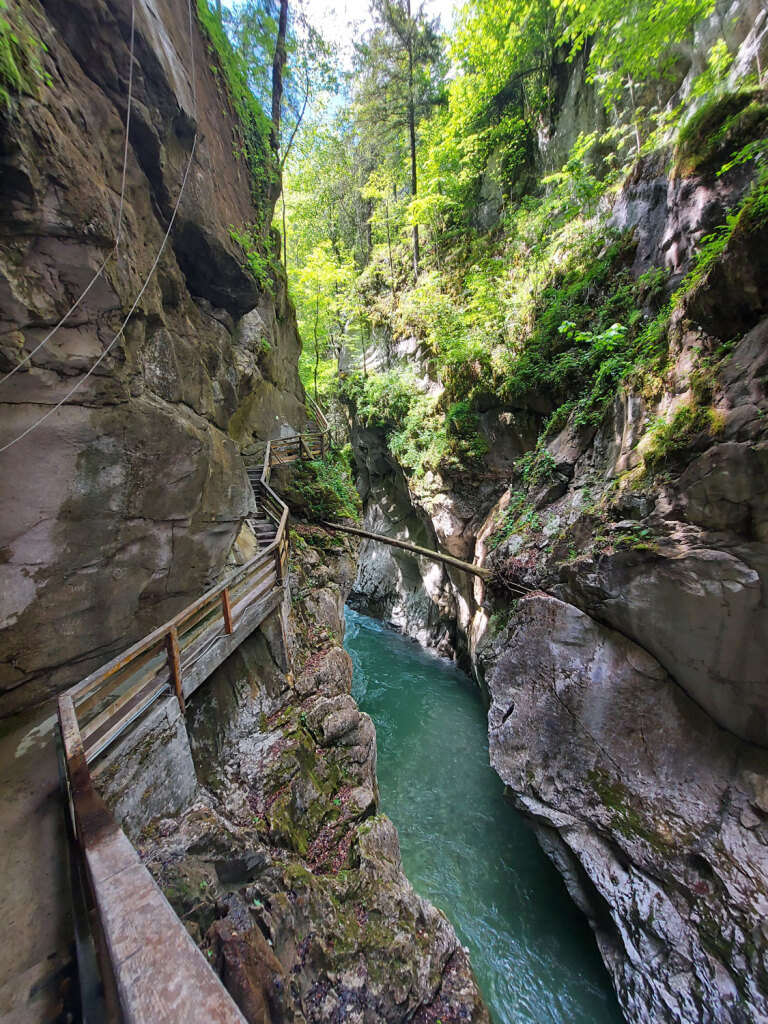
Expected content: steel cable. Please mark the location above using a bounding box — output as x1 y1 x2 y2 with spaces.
0 0 198 454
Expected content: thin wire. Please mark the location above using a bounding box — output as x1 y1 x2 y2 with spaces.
0 139 197 455
0 1 136 386
1 0 198 455
115 0 136 247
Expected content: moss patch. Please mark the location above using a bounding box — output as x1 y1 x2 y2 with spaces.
0 1 49 107
280 449 361 522
675 89 768 177
643 402 724 470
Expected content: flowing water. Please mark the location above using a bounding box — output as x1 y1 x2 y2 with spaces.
344 607 625 1024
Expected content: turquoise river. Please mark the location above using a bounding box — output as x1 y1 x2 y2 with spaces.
344 607 625 1024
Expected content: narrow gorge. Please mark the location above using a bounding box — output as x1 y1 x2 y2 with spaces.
1 0 767 1023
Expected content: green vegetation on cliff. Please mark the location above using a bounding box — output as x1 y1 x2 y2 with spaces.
198 0 338 287
273 0 766 500
212 0 765 508
0 0 50 106
280 448 362 521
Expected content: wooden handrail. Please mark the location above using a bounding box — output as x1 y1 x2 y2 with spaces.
62 401 333 756
55 398 333 1023
57 693 247 1023
67 542 280 707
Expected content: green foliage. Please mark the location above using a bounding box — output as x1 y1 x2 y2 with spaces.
292 241 355 403
343 368 420 428
488 490 541 550
643 402 724 469
443 0 555 208
341 368 489 480
281 0 764 489
0 0 50 107
541 132 613 220
492 231 647 412
679 124 768 297
280 447 361 521
229 225 282 293
515 447 557 486
355 0 444 151
555 0 717 142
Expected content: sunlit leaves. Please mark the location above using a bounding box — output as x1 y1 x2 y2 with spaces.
555 0 718 101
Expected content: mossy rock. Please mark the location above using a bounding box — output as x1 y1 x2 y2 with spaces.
675 89 768 177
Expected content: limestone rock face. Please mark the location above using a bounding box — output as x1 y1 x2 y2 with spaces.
502 317 768 748
481 595 768 1024
0 0 305 713
609 149 752 288
349 422 459 651
565 542 768 746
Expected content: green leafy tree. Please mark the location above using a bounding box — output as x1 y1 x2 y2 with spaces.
361 168 406 299
293 242 355 401
354 1 445 278
554 0 718 150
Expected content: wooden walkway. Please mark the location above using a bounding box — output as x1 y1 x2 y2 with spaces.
55 394 529 1022
57 399 331 1024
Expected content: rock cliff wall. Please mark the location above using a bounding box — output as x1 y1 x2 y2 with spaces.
347 15 768 1023
0 0 306 715
481 595 768 1024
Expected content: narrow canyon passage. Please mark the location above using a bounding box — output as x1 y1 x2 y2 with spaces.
344 608 625 1024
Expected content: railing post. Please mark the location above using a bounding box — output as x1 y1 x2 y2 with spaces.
221 588 234 635
275 538 285 584
165 626 185 715
320 431 326 460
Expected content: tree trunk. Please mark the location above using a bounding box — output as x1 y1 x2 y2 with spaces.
409 108 420 278
627 75 642 155
406 0 420 279
385 202 396 300
313 293 320 403
267 0 289 217
408 95 420 278
281 192 288 268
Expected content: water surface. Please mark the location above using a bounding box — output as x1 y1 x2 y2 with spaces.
344 607 624 1024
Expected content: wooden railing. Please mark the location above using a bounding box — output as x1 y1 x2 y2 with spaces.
56 400 329 1024
262 397 332 472
58 402 332 767
62 517 289 765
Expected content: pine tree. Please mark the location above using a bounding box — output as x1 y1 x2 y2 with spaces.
354 1 444 279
